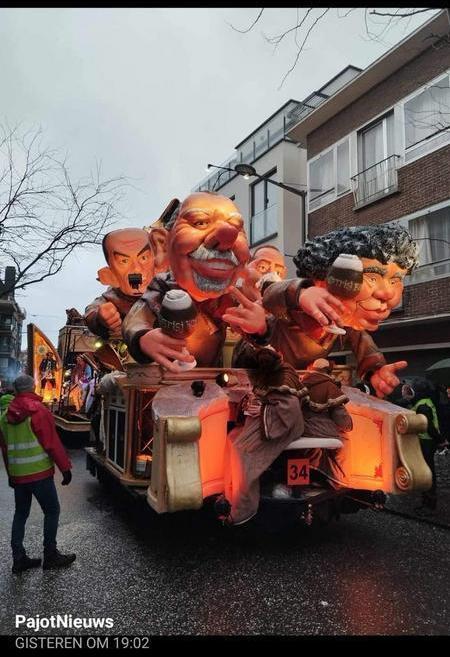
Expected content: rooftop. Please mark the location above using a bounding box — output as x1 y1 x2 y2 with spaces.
193 65 362 193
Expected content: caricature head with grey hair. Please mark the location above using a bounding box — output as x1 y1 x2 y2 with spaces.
294 224 419 332
162 191 250 302
294 224 419 280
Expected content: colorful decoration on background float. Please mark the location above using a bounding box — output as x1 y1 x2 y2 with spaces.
27 323 63 405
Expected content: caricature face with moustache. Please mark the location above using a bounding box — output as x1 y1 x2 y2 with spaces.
167 192 250 302
99 228 155 297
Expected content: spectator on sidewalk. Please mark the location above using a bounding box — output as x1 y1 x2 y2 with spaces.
0 374 76 573
402 379 449 515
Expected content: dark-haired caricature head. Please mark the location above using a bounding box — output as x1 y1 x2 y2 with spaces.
294 224 419 331
98 228 155 297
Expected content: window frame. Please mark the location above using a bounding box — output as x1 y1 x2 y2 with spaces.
388 199 450 286
400 69 450 165
307 135 351 212
250 167 279 247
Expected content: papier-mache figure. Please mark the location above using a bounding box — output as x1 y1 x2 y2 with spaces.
232 245 288 367
301 358 353 488
84 227 163 340
247 244 288 291
224 347 310 525
39 351 57 393
262 224 419 398
122 192 271 371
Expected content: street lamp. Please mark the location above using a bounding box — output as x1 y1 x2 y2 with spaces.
207 162 308 241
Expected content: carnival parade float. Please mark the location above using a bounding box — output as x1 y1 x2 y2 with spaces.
81 192 432 528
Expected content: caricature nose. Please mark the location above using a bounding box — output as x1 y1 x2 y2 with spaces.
373 280 394 301
204 221 239 251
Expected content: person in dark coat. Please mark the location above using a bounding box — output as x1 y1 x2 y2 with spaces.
402 379 449 514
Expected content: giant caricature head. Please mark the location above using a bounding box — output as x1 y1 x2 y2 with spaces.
248 245 287 282
98 228 156 297
164 192 250 302
294 224 419 332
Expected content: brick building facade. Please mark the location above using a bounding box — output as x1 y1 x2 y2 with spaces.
286 10 450 377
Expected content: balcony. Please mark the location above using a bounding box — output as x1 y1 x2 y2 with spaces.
351 154 400 210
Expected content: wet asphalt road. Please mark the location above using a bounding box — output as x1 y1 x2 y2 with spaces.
1 449 449 636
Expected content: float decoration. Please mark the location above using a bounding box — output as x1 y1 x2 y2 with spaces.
27 323 63 405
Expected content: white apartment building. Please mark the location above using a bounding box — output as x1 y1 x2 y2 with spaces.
192 66 361 275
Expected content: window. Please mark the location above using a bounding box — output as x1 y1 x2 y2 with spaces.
337 140 350 195
352 113 399 208
106 406 126 471
308 138 350 211
310 150 334 202
0 336 10 351
359 113 395 170
250 170 278 245
395 203 450 285
404 74 450 160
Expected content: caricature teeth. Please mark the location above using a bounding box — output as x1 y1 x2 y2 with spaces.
193 270 232 292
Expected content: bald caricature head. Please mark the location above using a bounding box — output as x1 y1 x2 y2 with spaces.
98 228 155 297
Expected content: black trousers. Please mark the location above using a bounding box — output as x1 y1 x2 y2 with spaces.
420 440 437 509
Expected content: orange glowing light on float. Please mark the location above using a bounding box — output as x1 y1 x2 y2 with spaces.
27 323 63 405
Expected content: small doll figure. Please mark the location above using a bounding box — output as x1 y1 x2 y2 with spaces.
224 347 309 525
301 358 353 488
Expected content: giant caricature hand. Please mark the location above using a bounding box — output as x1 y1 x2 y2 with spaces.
370 361 407 398
97 302 122 332
139 328 195 373
299 286 345 326
222 286 267 335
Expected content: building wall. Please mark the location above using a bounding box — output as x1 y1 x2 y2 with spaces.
303 41 450 377
212 141 306 277
307 41 450 158
308 145 450 236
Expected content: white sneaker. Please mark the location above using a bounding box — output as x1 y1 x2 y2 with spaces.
271 483 293 499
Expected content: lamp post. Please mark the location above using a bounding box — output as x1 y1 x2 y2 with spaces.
206 163 308 242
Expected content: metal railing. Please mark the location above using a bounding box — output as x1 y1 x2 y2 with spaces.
351 154 400 208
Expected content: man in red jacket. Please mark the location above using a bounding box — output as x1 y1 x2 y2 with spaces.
0 374 76 573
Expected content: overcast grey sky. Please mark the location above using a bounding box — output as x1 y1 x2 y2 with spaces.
0 7 438 346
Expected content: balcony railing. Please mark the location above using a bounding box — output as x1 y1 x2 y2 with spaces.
351 154 400 209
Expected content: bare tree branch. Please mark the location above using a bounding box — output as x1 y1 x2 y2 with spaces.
228 8 265 34
228 7 440 85
0 122 127 297
278 8 330 90
370 9 434 18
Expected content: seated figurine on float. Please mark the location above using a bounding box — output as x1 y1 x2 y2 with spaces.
223 349 354 525
247 244 288 291
122 192 271 371
259 224 419 399
224 347 309 525
84 220 169 341
231 244 288 366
